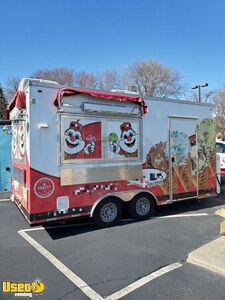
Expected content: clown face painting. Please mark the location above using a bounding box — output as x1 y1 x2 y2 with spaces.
64 121 86 156
119 122 138 154
108 121 139 158
63 119 102 160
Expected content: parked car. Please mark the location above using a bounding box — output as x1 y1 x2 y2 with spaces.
216 140 225 180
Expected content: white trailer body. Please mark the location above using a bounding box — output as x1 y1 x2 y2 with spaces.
8 79 216 226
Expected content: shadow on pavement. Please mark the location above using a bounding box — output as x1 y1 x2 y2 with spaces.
43 218 139 240
156 194 225 217
42 194 225 241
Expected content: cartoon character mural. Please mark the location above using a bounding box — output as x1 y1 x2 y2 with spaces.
12 121 26 161
108 122 138 158
64 120 101 160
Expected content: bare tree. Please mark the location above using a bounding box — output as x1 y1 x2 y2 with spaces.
124 60 184 98
74 71 99 89
191 89 216 103
5 77 20 101
99 70 124 91
213 87 225 139
32 68 74 86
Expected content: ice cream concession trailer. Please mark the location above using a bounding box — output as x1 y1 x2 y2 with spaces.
7 78 217 226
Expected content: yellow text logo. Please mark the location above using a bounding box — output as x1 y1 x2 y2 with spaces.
2 280 45 297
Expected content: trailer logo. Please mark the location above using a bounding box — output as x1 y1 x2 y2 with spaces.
34 178 55 198
2 279 45 297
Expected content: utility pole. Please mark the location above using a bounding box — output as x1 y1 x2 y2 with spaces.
192 83 208 103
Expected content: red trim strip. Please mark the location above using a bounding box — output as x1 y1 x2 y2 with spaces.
54 88 148 114
6 91 26 119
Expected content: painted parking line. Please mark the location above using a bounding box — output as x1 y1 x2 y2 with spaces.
18 229 104 300
105 262 182 300
19 212 211 233
0 198 11 202
20 222 93 232
17 213 210 298
159 213 209 219
18 228 183 300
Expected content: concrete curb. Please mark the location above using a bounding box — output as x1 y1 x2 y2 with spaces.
187 236 225 277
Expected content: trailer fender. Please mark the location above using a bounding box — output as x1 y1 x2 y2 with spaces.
130 191 158 206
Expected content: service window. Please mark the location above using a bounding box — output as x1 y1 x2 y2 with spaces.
61 115 102 163
106 118 140 161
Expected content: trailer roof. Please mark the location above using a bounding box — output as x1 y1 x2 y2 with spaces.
6 87 148 117
145 96 214 107
54 87 148 114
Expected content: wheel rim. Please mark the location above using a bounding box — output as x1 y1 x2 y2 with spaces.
100 202 118 223
136 197 150 216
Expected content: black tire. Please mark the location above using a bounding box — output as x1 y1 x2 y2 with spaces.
93 197 122 228
129 193 155 221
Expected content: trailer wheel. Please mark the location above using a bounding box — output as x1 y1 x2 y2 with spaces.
93 197 122 228
129 193 155 221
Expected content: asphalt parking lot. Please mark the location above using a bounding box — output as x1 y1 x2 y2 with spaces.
1 194 225 300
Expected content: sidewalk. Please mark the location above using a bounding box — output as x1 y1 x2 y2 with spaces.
187 207 225 277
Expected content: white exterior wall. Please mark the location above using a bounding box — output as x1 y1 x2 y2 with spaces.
29 84 60 177
142 98 213 158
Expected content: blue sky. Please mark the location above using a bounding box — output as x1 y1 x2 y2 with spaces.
1 0 225 97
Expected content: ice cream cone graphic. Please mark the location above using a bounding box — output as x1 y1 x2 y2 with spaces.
160 176 169 195
208 151 216 176
198 168 209 190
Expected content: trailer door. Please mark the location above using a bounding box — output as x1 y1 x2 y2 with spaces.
169 117 198 201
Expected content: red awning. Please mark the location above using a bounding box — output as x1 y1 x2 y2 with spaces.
54 88 148 114
6 91 26 119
